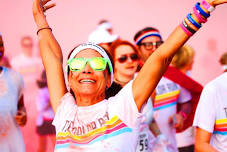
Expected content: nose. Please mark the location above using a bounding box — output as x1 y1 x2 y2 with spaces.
127 56 134 63
82 62 93 74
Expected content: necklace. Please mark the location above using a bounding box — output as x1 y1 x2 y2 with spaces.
114 78 129 86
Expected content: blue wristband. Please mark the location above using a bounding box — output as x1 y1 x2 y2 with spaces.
195 2 210 18
187 13 201 29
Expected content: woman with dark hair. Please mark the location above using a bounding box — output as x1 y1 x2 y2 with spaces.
32 0 227 151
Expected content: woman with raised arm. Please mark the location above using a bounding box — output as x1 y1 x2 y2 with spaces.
32 0 227 151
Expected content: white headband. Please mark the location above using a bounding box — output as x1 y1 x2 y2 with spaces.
68 43 114 84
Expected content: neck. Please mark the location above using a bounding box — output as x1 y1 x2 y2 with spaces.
75 92 106 107
114 73 134 87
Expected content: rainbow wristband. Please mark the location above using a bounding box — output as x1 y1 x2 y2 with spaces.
195 2 210 18
193 6 207 23
187 13 201 29
201 0 215 12
180 22 193 36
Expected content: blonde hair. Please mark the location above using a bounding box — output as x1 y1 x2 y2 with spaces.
171 45 195 69
219 52 227 65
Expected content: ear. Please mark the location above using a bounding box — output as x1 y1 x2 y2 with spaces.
105 71 111 88
68 71 72 88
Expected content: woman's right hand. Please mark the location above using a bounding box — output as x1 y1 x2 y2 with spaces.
32 0 55 28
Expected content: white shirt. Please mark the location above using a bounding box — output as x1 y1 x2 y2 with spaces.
53 81 142 152
193 72 227 152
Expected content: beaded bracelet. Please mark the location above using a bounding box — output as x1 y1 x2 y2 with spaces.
37 27 52 35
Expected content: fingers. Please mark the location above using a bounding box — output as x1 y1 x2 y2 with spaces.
39 0 56 13
42 0 52 5
44 3 56 12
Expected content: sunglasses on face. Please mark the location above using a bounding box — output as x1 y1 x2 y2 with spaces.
67 57 112 73
140 41 163 50
117 53 138 63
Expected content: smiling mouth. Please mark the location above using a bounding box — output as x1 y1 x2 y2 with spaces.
80 79 96 83
125 66 136 69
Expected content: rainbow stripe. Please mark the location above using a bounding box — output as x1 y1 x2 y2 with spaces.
153 90 180 111
213 118 227 135
55 116 132 149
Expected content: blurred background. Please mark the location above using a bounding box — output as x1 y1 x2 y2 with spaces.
0 0 227 151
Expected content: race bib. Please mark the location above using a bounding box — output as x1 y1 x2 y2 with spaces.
136 131 149 152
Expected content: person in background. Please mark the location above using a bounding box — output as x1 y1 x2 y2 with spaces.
0 33 27 152
0 56 11 68
10 35 43 151
36 70 56 152
193 52 227 152
134 27 192 152
11 35 43 83
171 45 196 152
108 39 170 152
97 20 114 35
88 20 119 51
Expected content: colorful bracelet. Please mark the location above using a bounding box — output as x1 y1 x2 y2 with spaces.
180 0 214 37
182 20 196 34
185 16 199 31
187 13 201 29
37 27 52 35
201 0 215 12
193 6 207 23
200 3 210 14
180 22 193 36
195 2 210 18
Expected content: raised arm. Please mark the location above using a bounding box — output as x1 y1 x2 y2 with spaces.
133 0 227 110
32 0 67 112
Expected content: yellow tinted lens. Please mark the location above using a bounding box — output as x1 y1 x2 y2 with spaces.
89 57 106 71
70 58 86 71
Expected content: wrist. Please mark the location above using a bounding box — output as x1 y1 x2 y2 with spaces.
37 27 52 35
178 111 187 120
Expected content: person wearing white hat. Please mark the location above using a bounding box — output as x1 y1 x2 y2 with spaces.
88 20 119 51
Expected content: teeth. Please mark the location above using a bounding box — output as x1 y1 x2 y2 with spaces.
80 79 95 83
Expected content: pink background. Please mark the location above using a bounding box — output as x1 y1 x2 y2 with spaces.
0 0 227 151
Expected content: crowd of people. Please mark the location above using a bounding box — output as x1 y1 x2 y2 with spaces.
0 0 227 151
